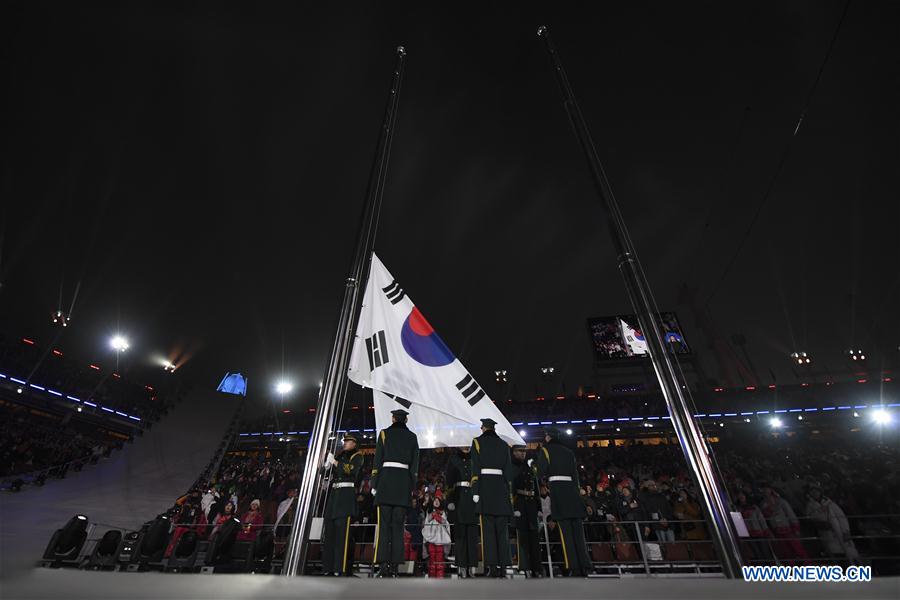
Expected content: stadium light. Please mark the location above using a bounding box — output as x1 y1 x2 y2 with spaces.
275 380 294 395
770 416 783 429
109 335 129 352
518 429 527 437
565 428 573 435
847 349 866 362
790 351 811 365
872 409 892 426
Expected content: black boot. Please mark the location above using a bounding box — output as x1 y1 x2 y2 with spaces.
375 563 390 578
390 563 399 578
530 569 544 579
457 566 468 579
496 567 507 579
483 566 496 578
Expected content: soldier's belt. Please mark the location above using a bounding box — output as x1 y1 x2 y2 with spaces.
332 482 355 489
456 481 470 487
382 461 409 469
515 489 535 497
548 475 573 482
480 468 504 476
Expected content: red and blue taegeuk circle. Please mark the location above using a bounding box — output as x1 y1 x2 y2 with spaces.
401 307 455 367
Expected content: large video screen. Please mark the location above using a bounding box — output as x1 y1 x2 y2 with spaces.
587 312 690 360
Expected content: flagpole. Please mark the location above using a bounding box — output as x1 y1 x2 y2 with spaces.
283 45 407 577
536 26 744 578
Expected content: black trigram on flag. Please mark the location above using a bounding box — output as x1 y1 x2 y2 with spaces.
382 280 406 305
456 373 486 406
384 392 411 409
365 330 389 371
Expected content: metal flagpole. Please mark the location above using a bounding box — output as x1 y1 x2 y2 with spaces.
536 26 744 578
283 45 407 576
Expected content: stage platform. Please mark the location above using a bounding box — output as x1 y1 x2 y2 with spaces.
2 570 896 600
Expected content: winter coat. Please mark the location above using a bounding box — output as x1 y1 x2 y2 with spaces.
422 510 452 545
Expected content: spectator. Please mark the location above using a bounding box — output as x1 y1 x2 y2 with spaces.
760 487 809 563
210 501 236 538
422 497 451 578
237 498 264 542
804 485 861 564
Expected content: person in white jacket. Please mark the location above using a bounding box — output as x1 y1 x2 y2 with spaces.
804 486 861 564
422 498 452 578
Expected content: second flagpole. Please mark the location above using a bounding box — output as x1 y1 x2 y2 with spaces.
283 45 407 577
536 26 744 578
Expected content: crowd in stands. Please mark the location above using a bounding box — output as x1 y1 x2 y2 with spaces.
0 401 117 481
166 424 898 574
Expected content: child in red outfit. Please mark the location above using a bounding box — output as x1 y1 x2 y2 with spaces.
422 498 451 578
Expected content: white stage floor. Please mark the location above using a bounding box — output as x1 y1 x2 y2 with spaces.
2 570 897 600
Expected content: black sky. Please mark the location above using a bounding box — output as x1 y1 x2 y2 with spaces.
2 1 898 410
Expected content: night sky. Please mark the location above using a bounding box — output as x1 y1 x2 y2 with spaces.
2 1 898 411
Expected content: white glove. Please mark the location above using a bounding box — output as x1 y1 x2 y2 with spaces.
371 488 377 496
447 503 456 511
527 458 534 467
514 510 521 517
472 495 480 504
324 452 336 468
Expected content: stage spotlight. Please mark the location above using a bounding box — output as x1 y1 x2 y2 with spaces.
494 369 508 384
872 409 892 426
110 335 129 352
138 515 171 560
51 310 69 327
16 387 23 394
206 517 241 565
42 515 89 564
565 428 573 435
770 417 783 429
162 361 177 373
519 429 527 437
275 380 293 395
847 349 866 362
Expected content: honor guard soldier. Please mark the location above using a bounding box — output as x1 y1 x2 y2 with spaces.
371 408 419 578
445 446 478 578
511 443 543 578
536 427 592 577
322 433 364 576
469 417 513 578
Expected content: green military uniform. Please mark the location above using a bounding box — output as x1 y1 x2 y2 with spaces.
470 419 512 577
446 449 478 577
535 429 592 576
371 410 419 576
322 436 364 575
511 448 543 577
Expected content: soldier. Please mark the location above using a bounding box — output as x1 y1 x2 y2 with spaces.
371 408 419 578
511 443 543 578
535 427 592 577
470 417 513 578
322 433 364 576
445 446 478 578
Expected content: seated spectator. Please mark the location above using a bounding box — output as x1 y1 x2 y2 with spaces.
760 487 809 563
210 502 236 538
237 499 264 541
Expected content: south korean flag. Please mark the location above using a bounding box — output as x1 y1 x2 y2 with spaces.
348 253 524 448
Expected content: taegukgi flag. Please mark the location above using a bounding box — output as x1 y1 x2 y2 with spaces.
620 318 649 356
348 253 524 448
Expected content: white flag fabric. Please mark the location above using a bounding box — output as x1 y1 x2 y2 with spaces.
620 318 649 356
348 253 524 448
372 389 486 449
